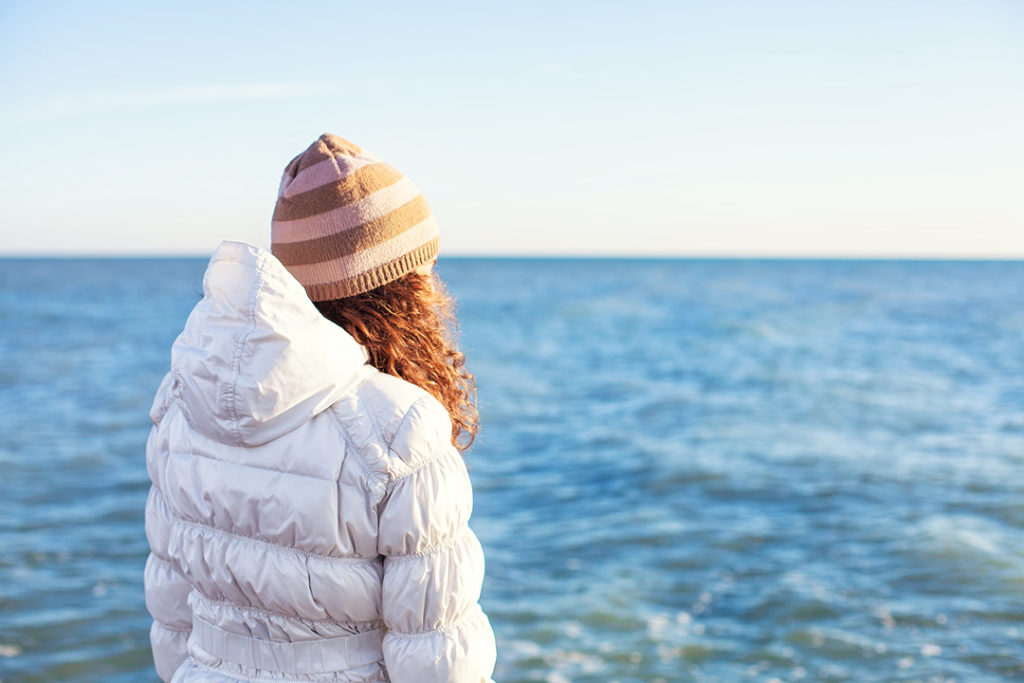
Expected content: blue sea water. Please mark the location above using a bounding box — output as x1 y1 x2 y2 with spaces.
1 257 1023 682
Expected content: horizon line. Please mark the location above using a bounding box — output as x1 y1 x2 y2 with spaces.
2 251 1024 262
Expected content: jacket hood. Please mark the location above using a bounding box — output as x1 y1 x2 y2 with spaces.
152 240 372 446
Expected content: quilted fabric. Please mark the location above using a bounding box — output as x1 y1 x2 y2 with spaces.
144 241 496 682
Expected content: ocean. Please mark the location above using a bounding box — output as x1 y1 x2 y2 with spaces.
1 257 1022 682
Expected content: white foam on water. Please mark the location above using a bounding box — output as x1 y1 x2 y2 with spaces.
916 514 1024 571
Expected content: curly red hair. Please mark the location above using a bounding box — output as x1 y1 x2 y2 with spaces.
313 272 478 453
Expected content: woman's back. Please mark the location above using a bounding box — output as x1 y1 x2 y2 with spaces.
145 242 496 682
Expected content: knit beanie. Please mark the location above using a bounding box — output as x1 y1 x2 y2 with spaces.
271 134 440 301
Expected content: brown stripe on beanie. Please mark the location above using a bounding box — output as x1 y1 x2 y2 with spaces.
273 163 405 222
271 133 440 301
273 194 432 265
301 237 440 302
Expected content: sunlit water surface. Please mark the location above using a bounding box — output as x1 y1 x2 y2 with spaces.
1 258 1022 682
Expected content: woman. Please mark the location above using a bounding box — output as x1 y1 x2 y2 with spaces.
144 134 497 682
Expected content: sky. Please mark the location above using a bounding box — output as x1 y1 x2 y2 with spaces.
0 0 1021 257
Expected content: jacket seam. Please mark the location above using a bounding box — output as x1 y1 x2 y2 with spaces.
384 397 460 492
195 594 386 629
169 447 335 483
226 254 270 447
385 604 484 639
147 550 187 575
328 405 388 493
383 526 472 562
153 487 380 565
152 619 191 634
184 658 385 683
385 443 457 491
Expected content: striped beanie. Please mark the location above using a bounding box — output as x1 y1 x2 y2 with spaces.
271 134 440 302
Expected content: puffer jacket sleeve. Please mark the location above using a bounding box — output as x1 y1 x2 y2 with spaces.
377 396 497 683
143 376 193 681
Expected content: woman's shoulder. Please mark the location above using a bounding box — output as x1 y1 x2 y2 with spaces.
330 370 455 479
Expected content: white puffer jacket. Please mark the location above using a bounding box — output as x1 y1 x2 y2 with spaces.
144 241 496 683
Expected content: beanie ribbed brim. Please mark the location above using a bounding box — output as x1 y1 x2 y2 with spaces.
296 236 439 301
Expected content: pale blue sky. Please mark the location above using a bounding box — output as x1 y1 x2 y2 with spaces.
1 0 1021 256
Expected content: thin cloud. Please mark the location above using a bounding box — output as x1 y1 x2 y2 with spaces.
12 82 340 118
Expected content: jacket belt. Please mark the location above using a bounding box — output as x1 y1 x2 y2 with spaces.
190 615 384 674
